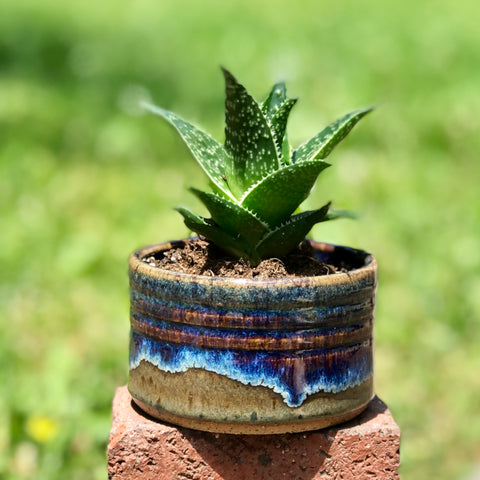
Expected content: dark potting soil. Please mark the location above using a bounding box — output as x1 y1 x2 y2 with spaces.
143 238 350 279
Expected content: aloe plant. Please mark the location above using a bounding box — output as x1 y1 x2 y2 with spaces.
145 68 372 266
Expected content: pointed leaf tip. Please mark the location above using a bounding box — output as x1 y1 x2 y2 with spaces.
294 106 374 163
222 69 280 196
262 81 287 116
145 102 235 201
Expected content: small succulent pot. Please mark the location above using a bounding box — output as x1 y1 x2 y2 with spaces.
128 238 377 434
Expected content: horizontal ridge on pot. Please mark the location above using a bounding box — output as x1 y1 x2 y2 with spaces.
128 239 377 434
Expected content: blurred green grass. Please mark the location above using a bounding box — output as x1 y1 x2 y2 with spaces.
1 0 479 478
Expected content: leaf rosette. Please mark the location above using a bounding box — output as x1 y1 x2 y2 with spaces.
145 68 372 265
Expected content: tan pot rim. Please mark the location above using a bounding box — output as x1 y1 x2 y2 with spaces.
129 238 377 288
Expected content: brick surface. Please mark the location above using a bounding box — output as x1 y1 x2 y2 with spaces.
108 386 400 479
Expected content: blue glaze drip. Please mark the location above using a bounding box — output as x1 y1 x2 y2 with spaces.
130 331 372 408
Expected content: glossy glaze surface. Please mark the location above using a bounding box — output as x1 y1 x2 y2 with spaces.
128 239 377 431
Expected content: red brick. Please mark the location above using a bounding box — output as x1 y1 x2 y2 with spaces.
108 386 400 479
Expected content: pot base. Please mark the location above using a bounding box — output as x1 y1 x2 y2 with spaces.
129 360 373 434
132 397 371 434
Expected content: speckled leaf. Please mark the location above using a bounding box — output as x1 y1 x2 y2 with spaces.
271 98 297 163
144 103 235 200
255 204 331 259
189 188 269 245
241 160 330 227
281 133 292 165
262 83 297 164
149 69 374 264
262 82 287 117
222 68 279 196
176 207 252 259
293 107 373 163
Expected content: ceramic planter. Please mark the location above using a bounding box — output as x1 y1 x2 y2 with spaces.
128 239 377 434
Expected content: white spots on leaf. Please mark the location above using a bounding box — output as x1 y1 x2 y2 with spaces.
224 70 281 191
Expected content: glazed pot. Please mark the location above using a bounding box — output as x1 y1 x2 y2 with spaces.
128 239 377 434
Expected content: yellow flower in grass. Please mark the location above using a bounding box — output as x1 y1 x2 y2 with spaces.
26 415 59 443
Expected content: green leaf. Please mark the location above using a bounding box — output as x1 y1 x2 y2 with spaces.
189 188 269 245
241 160 330 227
262 83 297 164
176 207 253 260
255 204 332 259
144 103 235 201
262 82 289 117
222 68 279 196
281 132 292 165
270 98 297 163
293 107 373 163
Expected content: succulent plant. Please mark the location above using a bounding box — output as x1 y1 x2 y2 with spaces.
145 68 372 266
